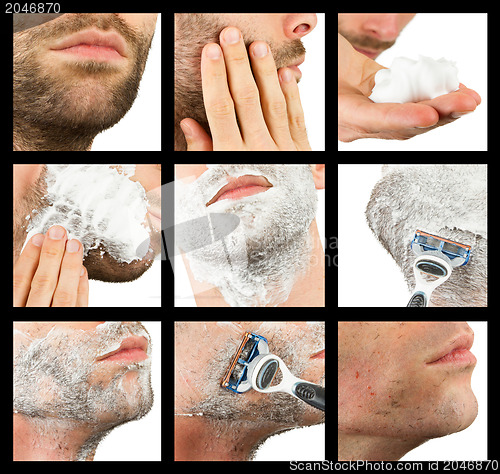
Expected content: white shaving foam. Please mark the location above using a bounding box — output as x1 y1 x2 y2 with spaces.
23 165 150 263
370 55 460 104
380 164 487 239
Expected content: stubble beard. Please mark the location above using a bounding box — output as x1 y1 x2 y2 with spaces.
13 14 154 151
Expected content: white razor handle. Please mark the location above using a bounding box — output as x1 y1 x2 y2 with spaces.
248 354 325 411
408 255 452 307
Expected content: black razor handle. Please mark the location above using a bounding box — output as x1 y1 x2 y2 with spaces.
292 382 325 411
407 291 428 307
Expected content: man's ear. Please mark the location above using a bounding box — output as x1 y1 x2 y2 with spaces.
310 164 325 190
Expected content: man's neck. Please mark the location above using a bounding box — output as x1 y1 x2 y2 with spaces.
338 432 428 461
278 220 324 307
185 220 325 307
13 413 107 461
14 121 94 151
175 416 278 461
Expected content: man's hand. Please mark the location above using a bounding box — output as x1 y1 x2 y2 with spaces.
13 225 89 307
180 27 311 151
338 33 481 142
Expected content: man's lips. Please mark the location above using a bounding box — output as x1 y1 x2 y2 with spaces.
50 28 127 59
426 333 475 365
147 208 161 231
290 56 305 68
206 175 273 207
353 46 381 59
310 349 325 360
286 56 305 80
97 336 148 363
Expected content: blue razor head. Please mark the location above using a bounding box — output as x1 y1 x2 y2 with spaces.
411 230 472 266
222 332 269 394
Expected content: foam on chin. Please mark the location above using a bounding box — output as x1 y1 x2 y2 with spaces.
23 165 151 264
369 55 460 104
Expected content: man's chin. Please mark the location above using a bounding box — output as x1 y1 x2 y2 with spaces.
84 245 157 283
302 407 325 426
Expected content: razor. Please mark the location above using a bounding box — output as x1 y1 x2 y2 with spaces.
221 332 325 411
407 230 472 307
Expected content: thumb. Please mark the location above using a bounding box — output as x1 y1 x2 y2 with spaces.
180 119 213 151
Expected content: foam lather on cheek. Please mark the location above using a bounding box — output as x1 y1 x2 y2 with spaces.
369 55 460 104
24 165 150 263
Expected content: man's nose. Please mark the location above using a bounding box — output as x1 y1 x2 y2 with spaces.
283 14 318 40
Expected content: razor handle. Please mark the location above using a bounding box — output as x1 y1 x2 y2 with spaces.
292 382 325 411
407 291 428 307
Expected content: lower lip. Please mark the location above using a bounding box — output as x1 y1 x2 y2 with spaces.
354 47 379 60
288 65 302 80
311 350 325 360
215 185 271 203
52 44 123 62
100 348 148 363
147 211 161 231
428 349 476 366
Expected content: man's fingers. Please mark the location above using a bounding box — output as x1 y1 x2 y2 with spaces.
419 87 479 118
201 43 241 149
52 239 85 307
341 92 440 132
249 43 295 150
218 27 271 146
278 68 311 150
26 225 67 307
76 266 89 307
13 233 44 307
181 119 213 151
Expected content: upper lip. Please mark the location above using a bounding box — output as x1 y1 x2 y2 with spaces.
354 46 380 56
205 175 273 207
97 336 148 361
50 28 127 57
288 55 305 67
427 333 474 364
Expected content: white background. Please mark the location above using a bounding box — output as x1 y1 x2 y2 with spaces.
339 164 408 307
301 13 325 151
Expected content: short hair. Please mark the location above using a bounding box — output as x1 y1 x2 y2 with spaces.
365 165 487 306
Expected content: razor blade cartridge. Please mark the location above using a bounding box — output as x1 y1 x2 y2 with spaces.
411 230 471 267
221 332 269 393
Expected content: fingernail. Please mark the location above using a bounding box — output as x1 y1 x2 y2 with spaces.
48 225 65 240
281 68 293 83
223 27 241 45
32 234 45 247
180 120 193 139
66 239 80 253
451 111 473 119
205 43 221 60
80 267 85 277
252 42 269 58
